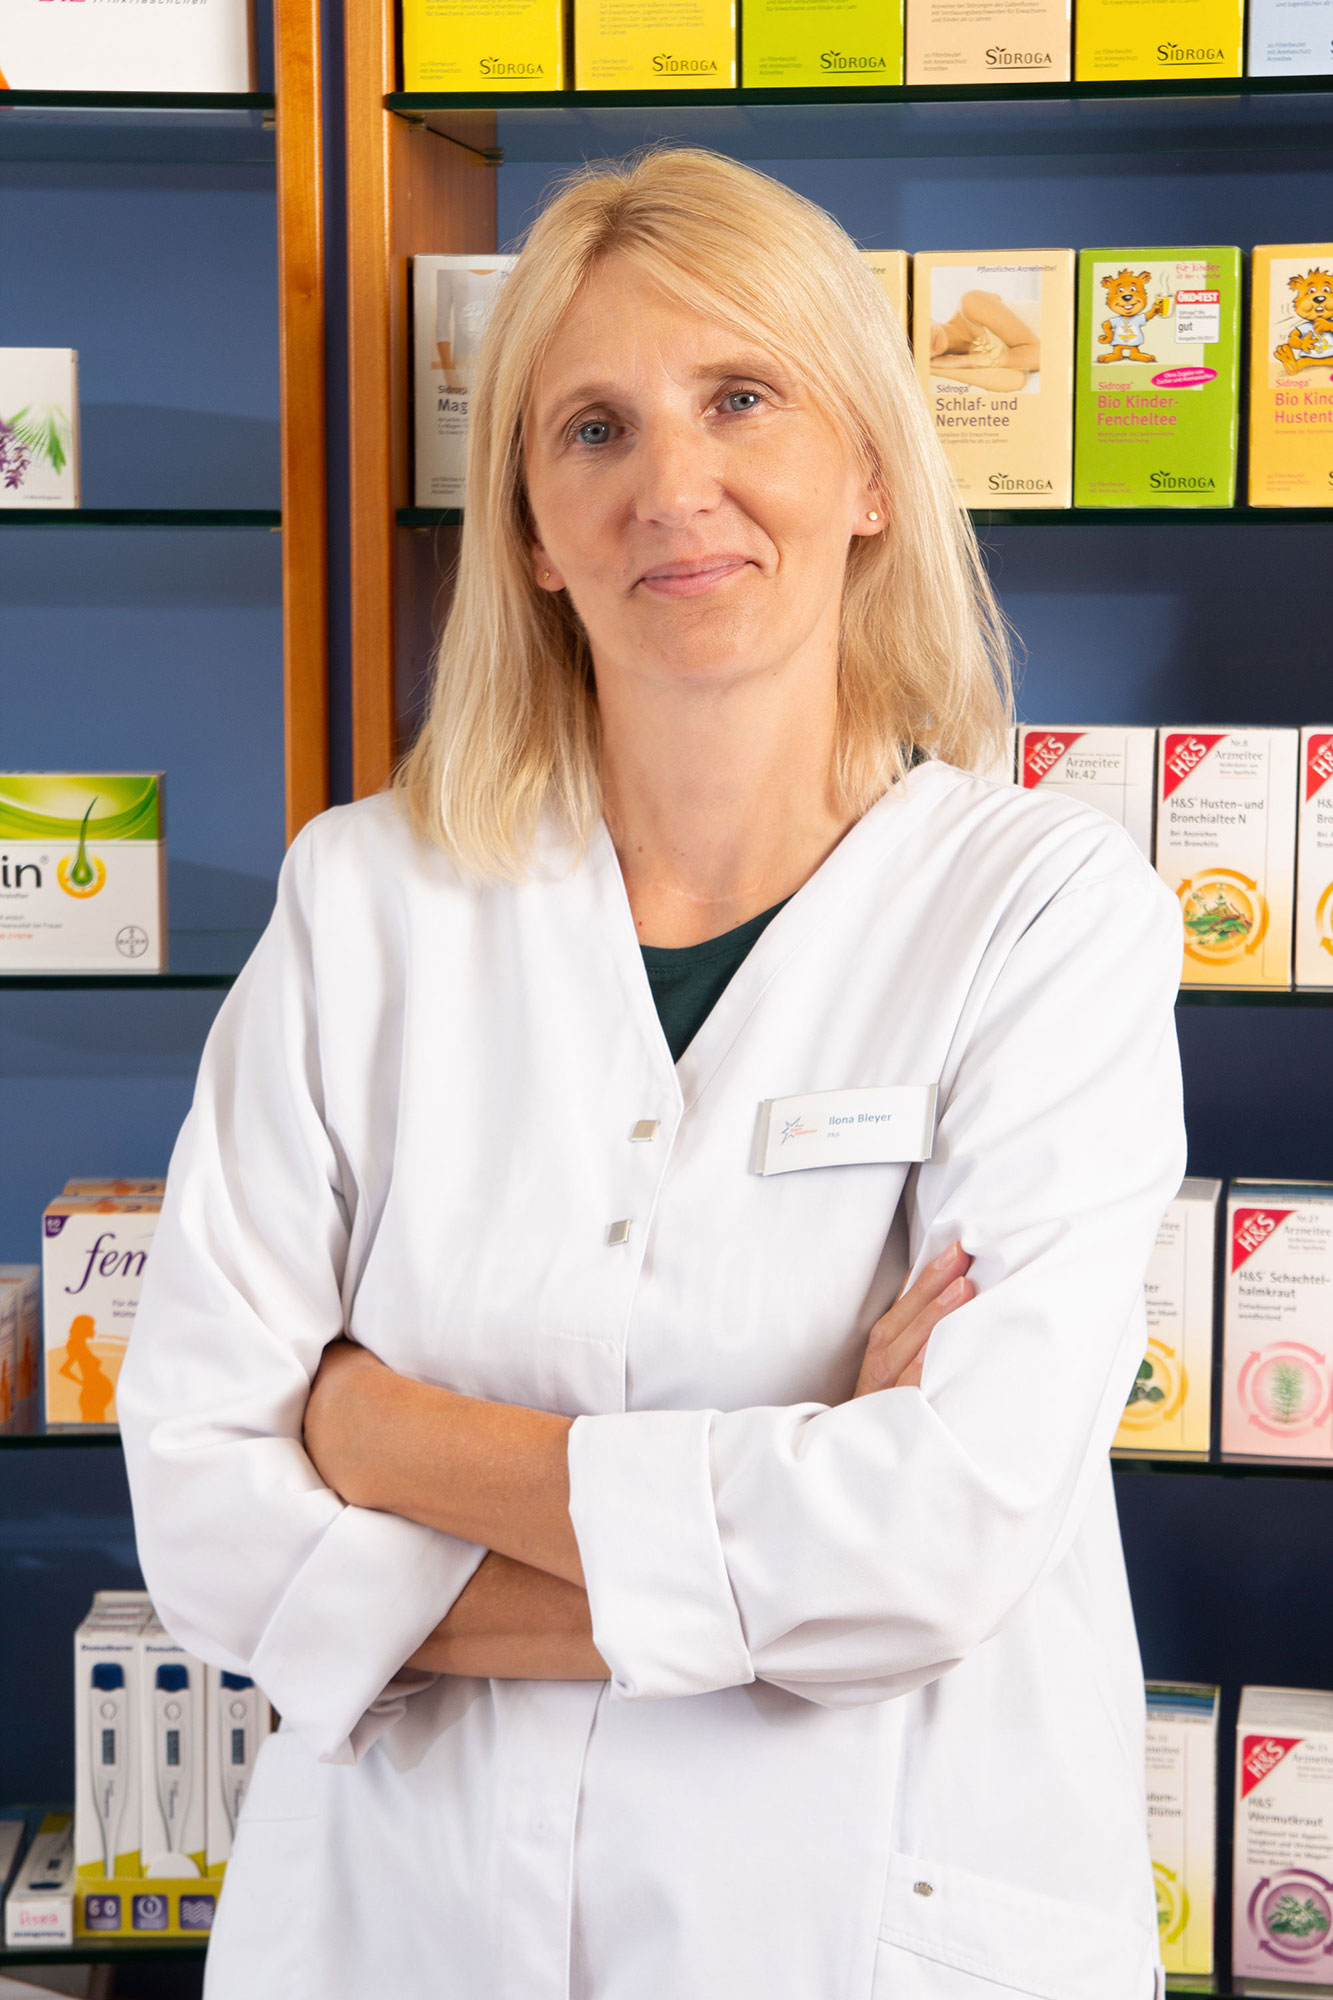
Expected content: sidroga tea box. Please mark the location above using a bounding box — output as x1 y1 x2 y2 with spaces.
1247 0 1333 70
1146 1682 1219 1976
43 1196 160 1430
1223 1183 1333 1459
914 251 1074 508
744 0 902 85
1249 247 1333 506
0 1265 41 1435
575 0 736 87
1234 1685 1333 1982
1074 249 1240 507
1117 1178 1220 1456
402 0 564 89
860 250 909 331
0 351 79 509
0 774 166 975
1297 727 1333 986
1155 729 1297 988
413 256 517 511
0 0 251 89
1019 725 1156 858
906 0 1068 82
1074 0 1241 76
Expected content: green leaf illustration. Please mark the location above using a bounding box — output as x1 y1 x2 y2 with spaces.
1269 1361 1308 1424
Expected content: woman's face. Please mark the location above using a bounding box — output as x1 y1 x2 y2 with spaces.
524 256 881 701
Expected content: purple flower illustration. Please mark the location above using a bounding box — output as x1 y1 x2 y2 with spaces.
0 416 32 491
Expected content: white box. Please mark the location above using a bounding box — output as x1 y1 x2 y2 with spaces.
1145 1682 1218 1977
1019 725 1156 858
1223 1180 1333 1459
1234 1685 1333 1982
1155 728 1298 988
973 726 1017 784
0 0 253 89
139 1618 206 1879
0 352 79 509
0 1819 24 1900
43 1197 160 1429
3 1814 73 1948
1247 0 1333 71
204 1665 274 1873
412 255 517 509
75 1607 149 1883
1297 727 1333 987
0 1266 41 1435
0 773 166 975
1116 1178 1220 1455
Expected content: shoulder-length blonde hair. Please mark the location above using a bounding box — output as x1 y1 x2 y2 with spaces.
397 147 1012 877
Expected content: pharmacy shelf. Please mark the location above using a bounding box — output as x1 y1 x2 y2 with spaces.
0 90 276 166
0 1428 124 1451
1176 989 1333 1007
0 929 258 991
1113 1452 1333 1479
398 506 1333 530
0 1934 204 1968
0 510 281 529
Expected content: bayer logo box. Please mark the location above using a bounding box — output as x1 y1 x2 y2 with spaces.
0 773 166 974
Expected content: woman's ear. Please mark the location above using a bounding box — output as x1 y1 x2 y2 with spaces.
531 541 566 591
850 490 888 540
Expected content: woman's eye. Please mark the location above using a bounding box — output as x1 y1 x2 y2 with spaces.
572 418 616 448
720 389 763 414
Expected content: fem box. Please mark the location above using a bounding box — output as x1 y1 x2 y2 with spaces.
744 0 902 84
907 0 1068 81
1223 1183 1333 1460
1019 725 1155 856
913 251 1074 507
1074 249 1240 507
1116 1179 1220 1456
1155 729 1297 988
1249 247 1333 506
1234 1686 1333 1982
575 0 736 86
43 1196 160 1429
1074 0 1241 75
1297 727 1333 986
1146 1683 1219 1976
403 0 564 88
0 350 79 509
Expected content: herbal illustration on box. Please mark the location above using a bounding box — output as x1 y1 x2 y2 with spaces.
1090 260 1222 390
1248 1870 1333 1970
929 264 1043 395
0 399 73 496
1235 1340 1333 1440
1154 1861 1190 1948
1267 260 1333 387
1121 1337 1186 1429
1178 868 1267 966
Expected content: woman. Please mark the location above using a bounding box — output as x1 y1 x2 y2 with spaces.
119 149 1185 2000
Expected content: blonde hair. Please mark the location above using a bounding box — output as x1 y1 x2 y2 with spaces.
398 148 1013 876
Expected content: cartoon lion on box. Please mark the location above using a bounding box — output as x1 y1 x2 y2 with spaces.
1275 267 1333 376
1098 269 1174 364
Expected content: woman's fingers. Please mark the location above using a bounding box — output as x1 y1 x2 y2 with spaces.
852 1245 974 1398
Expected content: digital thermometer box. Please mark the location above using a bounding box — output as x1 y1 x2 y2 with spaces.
139 1617 207 1879
43 1195 160 1429
1222 1181 1333 1461
1019 725 1156 858
3 1812 73 1947
0 1265 40 1435
205 1664 275 1872
412 257 517 511
75 1603 150 1883
1297 727 1333 986
0 772 166 974
1146 1682 1219 1976
1234 1685 1333 1983
1116 1178 1220 1457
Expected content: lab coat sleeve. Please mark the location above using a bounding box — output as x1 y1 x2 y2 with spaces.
117 828 486 1762
567 839 1186 1704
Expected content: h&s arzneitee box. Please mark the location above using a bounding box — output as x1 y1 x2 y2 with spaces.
1297 727 1333 986
1249 247 1333 507
1019 725 1155 857
1147 1682 1219 1976
0 773 165 974
1116 1178 1220 1457
744 0 902 84
1223 1182 1333 1460
1234 1686 1333 1983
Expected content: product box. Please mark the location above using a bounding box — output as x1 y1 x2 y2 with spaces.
3 1812 73 1948
1234 1685 1333 1982
1248 0 1333 69
1248 247 1333 506
1155 728 1298 988
43 1196 160 1429
0 774 166 975
205 1666 274 1873
744 0 901 85
1223 1182 1333 1459
403 0 563 87
76 1604 149 1884
0 1816 24 1900
412 256 517 511
1074 249 1241 507
1019 725 1156 857
0 0 252 88
914 251 1074 508
575 0 736 85
975 725 1017 784
1116 1179 1220 1456
1074 0 1241 75
0 351 79 510
140 1618 206 1880
861 250 909 330
64 1178 166 1199
1146 1682 1218 1976
0 1289 15 1436
906 0 1068 81
0 1266 41 1435
1297 728 1333 986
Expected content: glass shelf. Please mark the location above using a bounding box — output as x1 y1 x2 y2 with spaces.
399 506 1333 530
0 1425 123 1450
1113 1451 1333 1479
0 1937 205 1967
0 509 280 529
0 929 258 990
388 76 1333 164
0 89 276 166
1175 988 1333 1007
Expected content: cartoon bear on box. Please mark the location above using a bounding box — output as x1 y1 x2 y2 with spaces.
1098 269 1174 365
1275 268 1333 377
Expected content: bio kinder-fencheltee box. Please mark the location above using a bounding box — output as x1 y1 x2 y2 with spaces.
1249 247 1333 506
43 1196 160 1430
1297 727 1333 986
906 0 1068 81
0 773 165 974
0 350 79 509
1147 1682 1219 1976
744 0 902 85
575 0 736 87
402 0 563 88
1074 249 1240 507
412 257 517 511
914 250 1074 507
1116 1178 1220 1457
1019 725 1155 857
1073 0 1241 76
1234 1685 1333 1982
1247 0 1333 71
1154 729 1297 988
1223 1183 1333 1460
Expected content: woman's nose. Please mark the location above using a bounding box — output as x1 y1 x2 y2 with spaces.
631 417 722 526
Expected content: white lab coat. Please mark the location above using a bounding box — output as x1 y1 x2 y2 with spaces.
119 760 1186 2000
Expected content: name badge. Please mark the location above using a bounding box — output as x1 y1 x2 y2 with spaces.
752 1085 938 1177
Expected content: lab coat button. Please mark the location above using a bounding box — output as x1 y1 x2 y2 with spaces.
913 1881 934 1898
607 1219 632 1246
629 1119 659 1141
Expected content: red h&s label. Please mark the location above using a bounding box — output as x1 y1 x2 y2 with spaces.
1022 732 1085 788
1241 1734 1302 1798
1306 734 1333 803
1231 1207 1294 1272
1162 733 1225 799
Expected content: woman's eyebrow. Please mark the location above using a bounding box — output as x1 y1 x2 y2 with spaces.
539 355 790 421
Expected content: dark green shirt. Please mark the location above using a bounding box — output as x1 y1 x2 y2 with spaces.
641 899 790 1064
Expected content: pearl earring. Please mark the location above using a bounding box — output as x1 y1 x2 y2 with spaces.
868 511 881 523
543 570 551 582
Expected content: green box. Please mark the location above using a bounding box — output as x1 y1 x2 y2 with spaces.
741 0 903 85
1074 247 1240 507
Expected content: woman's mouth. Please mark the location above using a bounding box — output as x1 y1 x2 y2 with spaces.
637 557 753 599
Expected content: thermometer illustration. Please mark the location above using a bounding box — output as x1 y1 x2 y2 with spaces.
89 1662 128 1876
148 1663 198 1877
218 1672 264 1834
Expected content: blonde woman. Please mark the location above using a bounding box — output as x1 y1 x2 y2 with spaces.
120 150 1185 2000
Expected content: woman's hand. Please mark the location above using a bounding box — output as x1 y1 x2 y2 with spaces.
852 1242 974 1398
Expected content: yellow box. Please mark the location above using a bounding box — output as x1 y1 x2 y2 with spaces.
906 0 1069 82
403 0 564 89
1115 1179 1219 1458
575 0 736 86
1146 1684 1218 1977
1074 0 1241 77
861 249 908 330
913 250 1074 508
743 0 902 84
1249 246 1333 508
